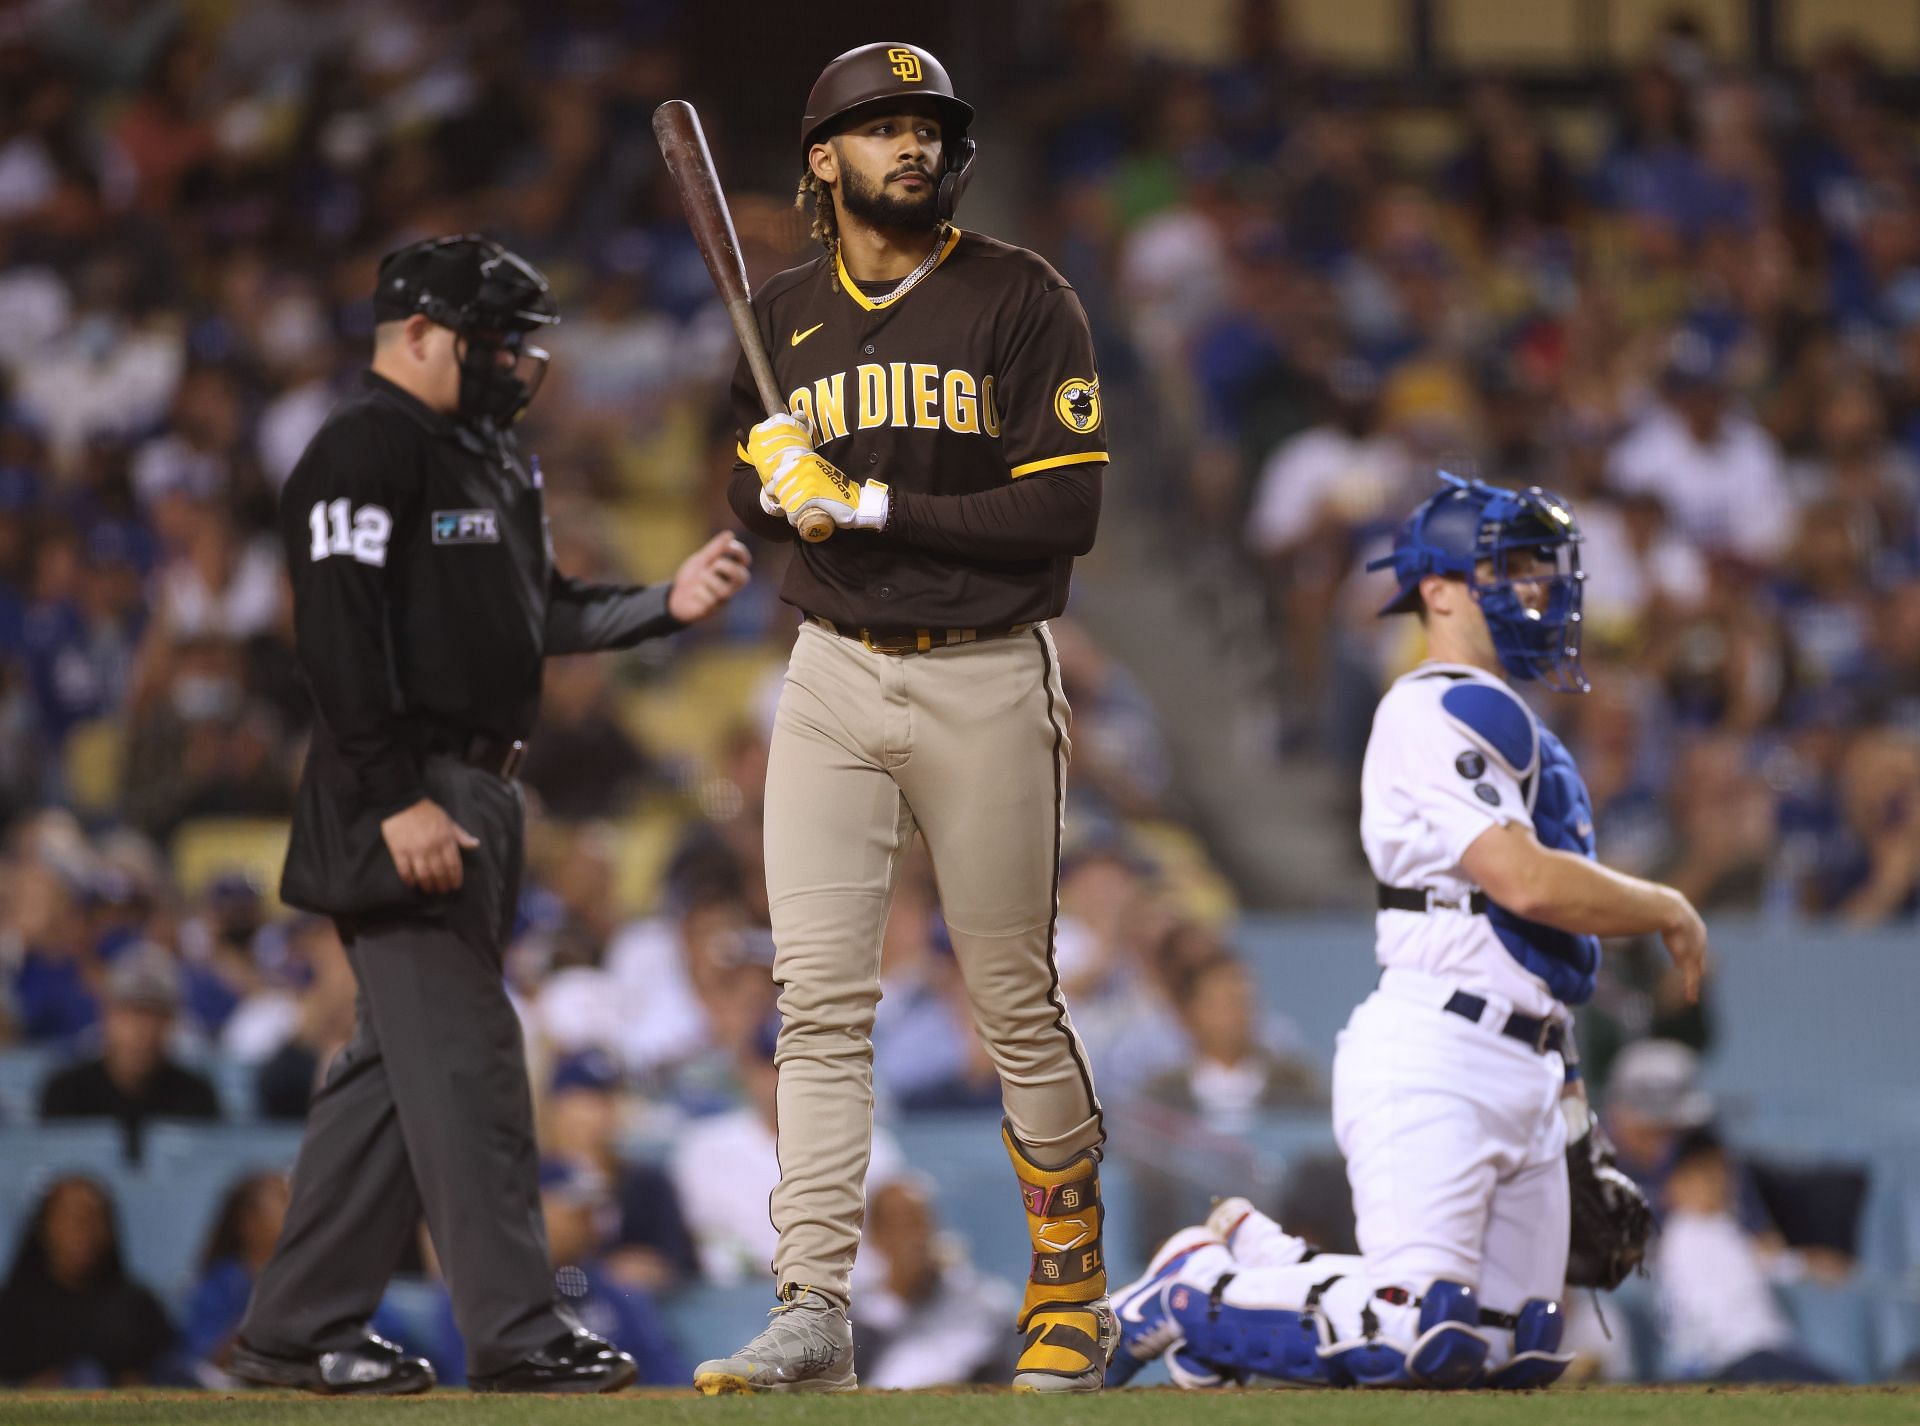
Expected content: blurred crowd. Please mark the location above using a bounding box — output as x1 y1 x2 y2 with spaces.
0 0 1915 1391
1002 2 1920 921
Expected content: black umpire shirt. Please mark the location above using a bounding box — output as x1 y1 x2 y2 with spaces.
278 371 680 917
726 228 1106 632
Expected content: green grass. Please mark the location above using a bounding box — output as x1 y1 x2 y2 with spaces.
4 1388 1916 1426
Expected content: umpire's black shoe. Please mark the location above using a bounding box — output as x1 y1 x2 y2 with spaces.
229 1333 436 1395
469 1329 638 1394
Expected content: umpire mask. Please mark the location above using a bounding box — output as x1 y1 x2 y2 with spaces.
373 235 560 429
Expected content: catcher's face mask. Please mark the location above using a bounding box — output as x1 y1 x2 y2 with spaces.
1369 473 1589 694
1467 490 1587 694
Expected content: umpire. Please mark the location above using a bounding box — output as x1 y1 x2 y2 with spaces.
231 235 751 1395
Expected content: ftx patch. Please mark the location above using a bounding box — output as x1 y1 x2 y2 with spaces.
433 509 499 545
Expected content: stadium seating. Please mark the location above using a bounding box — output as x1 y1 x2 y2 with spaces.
4 914 1919 1377
0 1044 60 1123
170 819 292 907
1435 0 1583 69
61 718 125 817
657 1283 776 1375
1605 0 1748 62
1779 0 1920 65
608 805 691 918
619 647 781 778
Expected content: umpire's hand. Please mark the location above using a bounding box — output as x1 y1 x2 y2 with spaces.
667 533 752 624
382 799 480 894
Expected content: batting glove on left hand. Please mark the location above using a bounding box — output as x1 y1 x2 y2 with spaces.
745 412 814 486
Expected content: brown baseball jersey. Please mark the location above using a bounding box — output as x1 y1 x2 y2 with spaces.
727 227 1106 631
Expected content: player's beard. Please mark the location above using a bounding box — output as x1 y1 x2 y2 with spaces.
838 160 940 233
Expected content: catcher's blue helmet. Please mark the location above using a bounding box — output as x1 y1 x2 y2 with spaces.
1368 472 1588 692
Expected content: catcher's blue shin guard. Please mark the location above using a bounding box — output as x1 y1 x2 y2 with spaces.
1321 1280 1490 1389
1164 1282 1331 1386
1106 1230 1213 1387
1483 1299 1575 1389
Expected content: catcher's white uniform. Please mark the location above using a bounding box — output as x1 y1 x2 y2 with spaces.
1342 662 1578 1314
1107 662 1593 1391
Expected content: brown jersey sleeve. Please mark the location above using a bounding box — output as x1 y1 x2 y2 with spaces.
889 467 1101 559
725 348 796 543
997 282 1108 480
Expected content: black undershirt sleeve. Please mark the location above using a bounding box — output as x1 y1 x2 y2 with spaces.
888 468 1102 560
727 462 796 543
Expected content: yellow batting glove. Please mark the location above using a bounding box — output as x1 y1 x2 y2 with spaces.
767 453 859 525
746 412 814 488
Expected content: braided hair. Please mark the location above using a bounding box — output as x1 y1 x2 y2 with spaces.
796 168 839 255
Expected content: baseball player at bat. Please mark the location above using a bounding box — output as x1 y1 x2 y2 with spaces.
696 42 1112 1395
1105 475 1707 1390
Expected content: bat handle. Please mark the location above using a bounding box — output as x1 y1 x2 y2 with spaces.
727 297 833 546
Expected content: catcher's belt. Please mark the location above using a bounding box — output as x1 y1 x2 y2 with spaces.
1378 968 1568 1056
1443 991 1566 1056
1377 882 1489 915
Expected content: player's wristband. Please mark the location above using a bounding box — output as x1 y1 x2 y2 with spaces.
851 480 889 531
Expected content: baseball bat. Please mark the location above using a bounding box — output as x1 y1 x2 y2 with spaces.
652 99 834 544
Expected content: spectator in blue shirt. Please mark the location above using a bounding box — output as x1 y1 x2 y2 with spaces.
181 1168 423 1385
369 1156 692 1387
537 1158 685 1386
538 1051 698 1292
8 851 101 1046
179 1170 290 1377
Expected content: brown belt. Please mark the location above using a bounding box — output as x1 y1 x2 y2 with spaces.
806 615 1036 656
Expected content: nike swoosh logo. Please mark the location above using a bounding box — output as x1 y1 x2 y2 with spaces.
790 322 825 347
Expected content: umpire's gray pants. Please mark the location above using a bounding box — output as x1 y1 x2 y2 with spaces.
240 761 566 1376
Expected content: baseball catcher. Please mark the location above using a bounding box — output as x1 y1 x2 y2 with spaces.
1109 475 1696 1391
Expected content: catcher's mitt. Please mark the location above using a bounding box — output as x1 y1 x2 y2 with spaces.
1565 1123 1653 1289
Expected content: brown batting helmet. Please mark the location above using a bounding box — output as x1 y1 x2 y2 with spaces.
801 42 976 220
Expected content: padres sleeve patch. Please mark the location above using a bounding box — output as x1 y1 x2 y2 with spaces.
1054 377 1101 433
